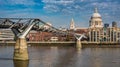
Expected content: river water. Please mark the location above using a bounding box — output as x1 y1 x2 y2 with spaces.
0 46 120 67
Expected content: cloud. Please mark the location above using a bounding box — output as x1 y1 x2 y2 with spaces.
0 0 36 6
44 4 60 13
42 0 83 15
42 0 74 4
41 0 103 15
42 0 120 13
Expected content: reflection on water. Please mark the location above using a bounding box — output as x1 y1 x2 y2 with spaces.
13 60 29 67
0 46 120 67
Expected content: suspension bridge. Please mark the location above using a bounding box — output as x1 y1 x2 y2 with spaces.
0 18 86 60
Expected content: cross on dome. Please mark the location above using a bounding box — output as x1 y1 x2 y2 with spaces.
94 7 98 13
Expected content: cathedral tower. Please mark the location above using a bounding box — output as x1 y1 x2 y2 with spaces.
70 18 75 30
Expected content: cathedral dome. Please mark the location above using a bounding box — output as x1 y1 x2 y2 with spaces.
92 13 101 18
89 8 103 28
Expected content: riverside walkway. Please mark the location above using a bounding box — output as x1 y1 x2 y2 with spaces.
0 41 119 45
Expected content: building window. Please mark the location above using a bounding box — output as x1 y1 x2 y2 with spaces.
95 21 98 25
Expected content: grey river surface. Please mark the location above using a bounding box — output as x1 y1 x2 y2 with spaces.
0 46 120 67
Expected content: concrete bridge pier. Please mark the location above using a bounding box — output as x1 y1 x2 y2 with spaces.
13 38 29 60
74 34 86 49
14 60 29 67
76 40 82 48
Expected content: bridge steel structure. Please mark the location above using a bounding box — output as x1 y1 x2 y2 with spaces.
0 18 86 60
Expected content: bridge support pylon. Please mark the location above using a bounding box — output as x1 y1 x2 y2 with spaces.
76 40 82 48
74 34 86 49
13 38 29 60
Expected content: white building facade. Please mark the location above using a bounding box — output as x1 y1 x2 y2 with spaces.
88 8 120 43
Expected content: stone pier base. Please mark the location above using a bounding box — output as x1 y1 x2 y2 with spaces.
14 60 29 67
13 38 29 60
76 40 82 48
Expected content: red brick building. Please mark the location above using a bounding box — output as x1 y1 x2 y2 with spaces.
27 28 88 41
27 31 53 41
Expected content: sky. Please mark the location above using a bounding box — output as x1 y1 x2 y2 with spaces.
0 0 120 28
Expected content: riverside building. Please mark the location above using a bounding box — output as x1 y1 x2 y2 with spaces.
0 20 14 41
88 8 120 43
0 29 14 41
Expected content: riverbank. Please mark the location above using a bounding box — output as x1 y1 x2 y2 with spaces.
0 41 120 48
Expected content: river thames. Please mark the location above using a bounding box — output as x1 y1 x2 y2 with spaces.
0 46 120 67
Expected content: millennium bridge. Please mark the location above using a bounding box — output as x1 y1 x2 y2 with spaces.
0 18 86 60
